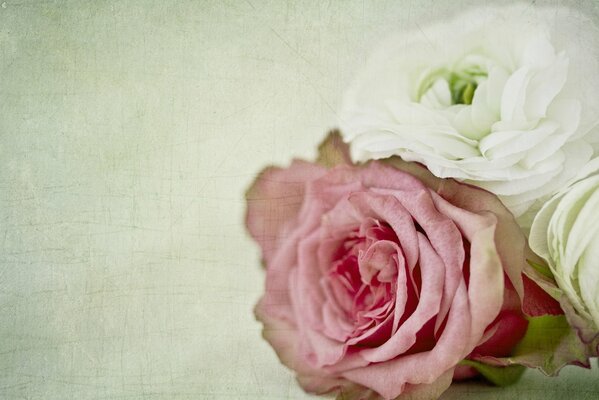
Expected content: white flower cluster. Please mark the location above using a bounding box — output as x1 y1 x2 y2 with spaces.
340 4 599 219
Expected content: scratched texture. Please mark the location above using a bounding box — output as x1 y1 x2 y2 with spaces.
0 0 598 399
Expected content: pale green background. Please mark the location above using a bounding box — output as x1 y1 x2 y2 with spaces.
1 0 598 399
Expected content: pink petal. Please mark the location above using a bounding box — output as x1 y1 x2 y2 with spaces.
322 301 353 341
290 268 346 368
387 189 465 334
399 369 454 400
348 310 395 348
435 177 526 302
386 157 527 301
246 160 326 264
428 189 497 332
255 298 347 395
259 200 322 321
358 240 401 285
470 310 529 358
354 161 426 193
522 274 563 316
297 229 327 329
341 282 472 399
359 232 445 363
347 191 420 275
464 224 506 350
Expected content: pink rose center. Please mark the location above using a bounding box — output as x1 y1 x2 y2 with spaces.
324 218 420 345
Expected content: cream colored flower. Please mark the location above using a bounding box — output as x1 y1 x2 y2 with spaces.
530 158 599 331
340 4 599 218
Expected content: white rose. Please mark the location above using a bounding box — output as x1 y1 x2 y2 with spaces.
339 4 599 219
529 158 599 332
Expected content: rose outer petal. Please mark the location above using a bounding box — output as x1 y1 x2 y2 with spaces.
386 157 526 301
255 299 349 395
246 160 326 264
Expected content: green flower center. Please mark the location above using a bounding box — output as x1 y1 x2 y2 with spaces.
417 66 487 106
449 73 478 105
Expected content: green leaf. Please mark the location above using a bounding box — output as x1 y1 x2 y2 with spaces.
459 359 525 387
526 259 555 280
316 130 352 168
510 314 581 374
476 315 591 376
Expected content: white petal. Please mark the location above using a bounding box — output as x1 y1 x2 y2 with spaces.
500 66 532 124
485 66 510 115
470 81 498 132
504 141 593 209
521 34 556 69
547 98 581 138
561 176 599 265
475 157 562 196
479 121 559 160
579 243 599 328
420 78 452 109
529 192 563 261
524 53 569 120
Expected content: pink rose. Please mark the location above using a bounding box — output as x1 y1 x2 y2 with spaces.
246 135 560 400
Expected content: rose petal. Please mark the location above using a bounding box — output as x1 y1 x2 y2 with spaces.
255 299 348 394
341 282 471 399
359 232 445 363
246 160 326 264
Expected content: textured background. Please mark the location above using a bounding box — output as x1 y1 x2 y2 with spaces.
1 0 598 399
